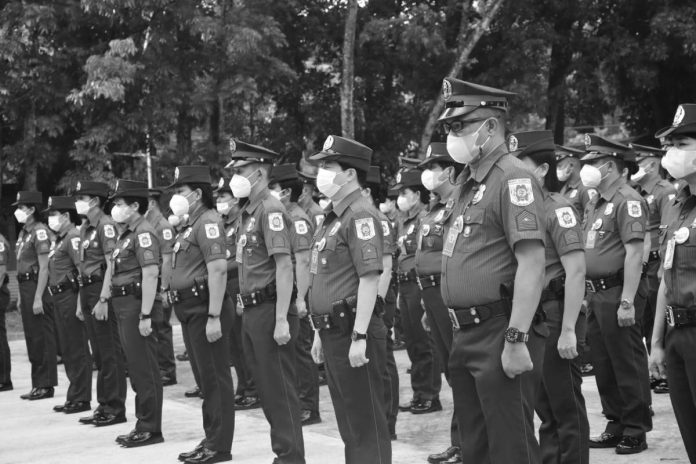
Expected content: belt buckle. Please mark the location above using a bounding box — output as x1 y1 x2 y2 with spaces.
447 308 460 330
585 280 596 293
236 294 245 309
666 306 675 327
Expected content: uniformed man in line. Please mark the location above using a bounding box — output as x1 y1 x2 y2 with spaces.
512 131 590 464
415 143 463 464
308 135 391 464
649 103 696 463
167 167 235 464
297 169 325 228
73 181 128 426
45 196 92 414
226 140 305 464
14 191 58 400
579 135 652 454
269 163 321 426
0 231 13 392
215 177 260 411
557 144 598 216
395 168 443 414
145 188 177 386
379 187 406 352
107 180 164 448
363 166 399 440
438 78 548 464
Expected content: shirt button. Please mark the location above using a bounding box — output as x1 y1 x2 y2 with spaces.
466 216 471 221
469 308 476 316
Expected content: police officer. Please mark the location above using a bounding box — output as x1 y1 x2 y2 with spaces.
14 191 57 400
415 143 463 463
73 181 128 426
45 196 92 414
297 169 326 228
145 188 177 386
395 168 442 414
580 135 652 454
226 140 305 464
438 78 548 464
649 103 696 463
270 163 321 426
557 144 597 215
308 135 391 464
512 131 590 464
167 167 235 464
108 180 164 448
0 231 12 392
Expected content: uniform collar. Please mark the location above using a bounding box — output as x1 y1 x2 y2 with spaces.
332 188 362 217
599 177 624 202
468 142 508 183
245 189 271 215
126 215 146 233
405 201 424 221
22 221 40 233
675 185 692 204
186 203 207 226
638 175 660 195
566 177 581 190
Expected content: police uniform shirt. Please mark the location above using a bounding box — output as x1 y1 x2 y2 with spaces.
16 222 52 274
358 196 397 258
309 189 384 315
544 192 585 285
415 200 455 276
0 234 9 268
48 226 81 285
235 191 292 295
111 216 160 287
303 200 325 229
560 178 597 217
80 211 118 278
222 213 239 272
287 203 314 254
171 208 227 291
397 202 426 272
661 186 696 307
637 177 677 252
440 145 547 308
583 178 647 278
145 209 175 258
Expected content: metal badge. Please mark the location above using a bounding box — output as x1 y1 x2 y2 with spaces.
183 228 193 239
239 234 247 247
421 224 430 236
247 218 256 232
674 227 690 244
463 225 471 237
317 237 326 251
472 184 486 204
592 218 603 230
173 242 181 253
604 203 614 215
407 224 415 235
453 215 464 233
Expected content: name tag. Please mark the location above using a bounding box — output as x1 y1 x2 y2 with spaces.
310 248 319 274
663 238 675 270
585 230 597 249
442 228 459 257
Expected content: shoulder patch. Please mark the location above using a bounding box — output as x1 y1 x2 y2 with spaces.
138 233 153 248
507 178 535 206
103 224 116 238
627 201 642 218
71 237 81 251
162 228 173 240
555 207 577 228
205 223 220 239
36 229 48 241
355 217 376 240
268 212 284 231
294 220 308 235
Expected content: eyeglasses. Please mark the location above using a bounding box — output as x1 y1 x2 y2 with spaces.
440 118 488 135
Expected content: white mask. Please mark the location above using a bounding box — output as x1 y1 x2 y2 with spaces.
229 170 257 198
662 147 696 179
397 194 413 212
48 215 63 232
216 201 231 216
631 167 647 182
446 119 491 165
14 209 29 224
579 163 607 189
421 169 444 191
379 202 392 214
111 204 131 224
318 198 331 209
269 190 283 201
316 168 344 199
168 214 181 227
556 166 571 182
169 191 194 217
75 200 91 216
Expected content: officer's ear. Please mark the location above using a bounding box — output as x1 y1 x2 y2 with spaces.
536 162 549 179
361 187 371 198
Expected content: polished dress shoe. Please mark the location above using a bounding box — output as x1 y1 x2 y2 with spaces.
398 398 416 412
589 432 622 448
317 371 327 386
80 410 106 424
654 379 669 394
116 429 138 444
0 382 13 392
428 446 461 464
184 448 232 463
54 401 73 412
411 398 442 414
176 351 190 362
28 387 54 400
63 401 91 414
21 388 38 400
161 376 178 387
234 395 261 410
120 431 164 448
94 413 127 427
300 409 321 426
185 386 202 398
615 436 647 454
178 440 205 461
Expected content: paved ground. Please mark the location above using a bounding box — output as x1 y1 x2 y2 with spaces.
0 320 690 464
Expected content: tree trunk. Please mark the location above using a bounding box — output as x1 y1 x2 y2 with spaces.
419 0 506 152
340 0 358 139
176 106 193 159
23 101 38 190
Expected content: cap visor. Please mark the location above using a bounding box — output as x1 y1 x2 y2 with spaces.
438 107 476 121
580 152 611 163
308 151 340 162
654 126 675 139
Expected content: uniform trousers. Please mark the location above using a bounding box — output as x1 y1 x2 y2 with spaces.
81 281 127 416
153 299 176 380
18 281 57 388
242 301 305 464
420 285 458 448
398 280 441 400
321 315 391 464
382 286 399 435
535 299 589 464
664 325 696 462
639 259 660 352
227 282 256 398
174 298 235 452
295 315 319 413
586 285 652 438
0 284 11 385
52 288 91 403
449 314 545 464
112 294 163 433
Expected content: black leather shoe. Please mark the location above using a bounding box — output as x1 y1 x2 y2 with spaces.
176 351 190 362
161 376 178 387
398 398 417 412
28 387 54 400
390 433 397 441
318 371 327 386
64 401 91 414
580 363 594 376
184 448 232 463
654 379 669 394
94 413 127 427
428 446 461 463
589 432 622 448
0 382 13 392
80 410 106 424
185 386 202 398
116 429 138 444
411 398 443 414
235 395 261 410
393 339 406 351
178 440 206 461
54 401 72 412
300 409 321 426
615 436 647 454
120 431 164 448
20 388 38 400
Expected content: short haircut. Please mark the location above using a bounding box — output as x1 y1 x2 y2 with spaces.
404 185 429 204
337 162 368 187
431 160 464 179
185 182 214 209
121 197 148 215
55 209 80 225
518 150 561 193
277 179 304 203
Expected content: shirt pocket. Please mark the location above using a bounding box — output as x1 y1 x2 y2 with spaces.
459 207 486 252
320 236 347 273
421 224 444 251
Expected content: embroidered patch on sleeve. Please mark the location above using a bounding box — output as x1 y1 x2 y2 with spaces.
355 218 376 240
71 237 81 251
627 201 642 218
564 230 580 245
555 207 577 228
515 210 538 231
36 229 48 241
361 244 377 260
508 179 535 206
294 221 308 235
103 224 116 238
162 229 173 240
210 243 222 255
138 233 153 248
631 222 644 233
269 213 284 231
143 250 154 261
205 223 220 239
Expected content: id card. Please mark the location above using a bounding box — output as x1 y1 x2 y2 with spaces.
585 230 597 249
310 248 318 274
235 241 244 264
442 228 459 257
663 238 675 270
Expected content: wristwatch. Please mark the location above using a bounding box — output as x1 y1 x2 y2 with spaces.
504 327 529 343
139 313 151 320
208 314 220 319
620 299 633 309
98 296 110 304
351 330 367 342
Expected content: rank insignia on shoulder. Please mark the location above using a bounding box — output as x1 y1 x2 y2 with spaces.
555 207 576 228
355 218 376 240
269 212 284 231
627 201 642 218
435 210 445 222
183 228 193 239
507 179 534 206
569 189 578 199
294 221 308 235
446 198 455 210
103 224 116 238
138 233 152 248
205 223 220 239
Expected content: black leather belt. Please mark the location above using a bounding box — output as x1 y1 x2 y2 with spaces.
666 306 696 328
309 313 340 331
168 286 206 304
397 269 417 284
237 283 276 310
417 274 441 290
17 272 38 283
448 300 509 330
585 271 623 293
78 273 103 287
541 275 565 303
111 282 142 298
648 251 660 263
48 281 74 296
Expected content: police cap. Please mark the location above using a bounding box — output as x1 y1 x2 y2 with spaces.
309 135 373 173
438 78 516 121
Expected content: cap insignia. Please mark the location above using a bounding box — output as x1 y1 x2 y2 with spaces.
442 79 452 101
584 134 592 150
508 135 518 152
174 167 180 180
674 105 685 127
323 135 334 151
76 181 81 191
229 139 236 152
426 145 432 158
